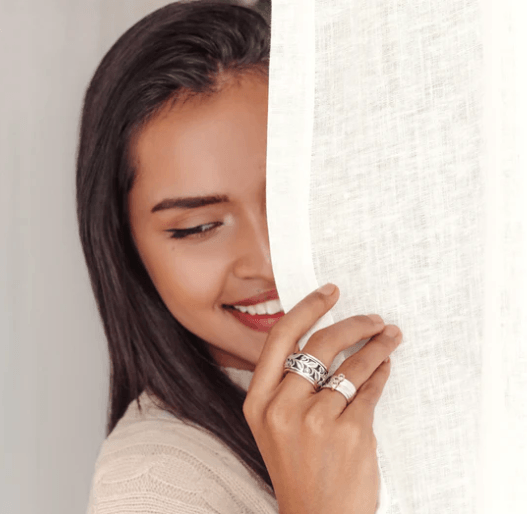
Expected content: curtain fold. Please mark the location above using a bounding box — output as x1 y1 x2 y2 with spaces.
267 0 527 512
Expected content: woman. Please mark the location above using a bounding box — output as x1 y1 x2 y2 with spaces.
78 2 402 513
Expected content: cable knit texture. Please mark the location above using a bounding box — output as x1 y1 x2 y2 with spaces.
85 367 278 513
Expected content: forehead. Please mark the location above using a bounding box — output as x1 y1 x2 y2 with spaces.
129 74 268 212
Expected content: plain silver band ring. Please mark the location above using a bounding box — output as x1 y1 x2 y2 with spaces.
320 373 358 403
284 352 329 391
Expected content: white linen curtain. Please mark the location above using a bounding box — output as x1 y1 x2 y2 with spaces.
267 1 527 513
1 1 525 513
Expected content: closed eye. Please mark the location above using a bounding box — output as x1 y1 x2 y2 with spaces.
167 222 223 240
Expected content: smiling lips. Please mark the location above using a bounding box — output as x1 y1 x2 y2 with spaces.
223 289 285 332
226 306 285 332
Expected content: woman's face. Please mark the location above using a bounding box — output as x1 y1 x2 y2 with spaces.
128 72 283 371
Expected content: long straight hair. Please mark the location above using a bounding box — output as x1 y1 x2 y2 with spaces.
76 1 273 491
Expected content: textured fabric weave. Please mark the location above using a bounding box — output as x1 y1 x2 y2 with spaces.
85 367 278 514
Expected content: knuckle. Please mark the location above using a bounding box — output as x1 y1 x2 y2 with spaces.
360 428 377 450
304 406 329 436
307 328 326 349
242 397 259 425
356 421 375 443
345 424 376 450
338 418 367 445
264 400 294 433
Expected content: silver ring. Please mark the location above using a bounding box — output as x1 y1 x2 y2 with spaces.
284 352 328 391
320 373 357 404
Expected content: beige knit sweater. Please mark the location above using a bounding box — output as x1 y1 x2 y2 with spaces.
85 367 279 513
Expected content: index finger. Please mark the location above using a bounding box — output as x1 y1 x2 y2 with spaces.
248 284 339 401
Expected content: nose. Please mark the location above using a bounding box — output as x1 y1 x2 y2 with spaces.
231 211 274 281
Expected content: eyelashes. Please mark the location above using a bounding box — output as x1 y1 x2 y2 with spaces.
167 222 223 240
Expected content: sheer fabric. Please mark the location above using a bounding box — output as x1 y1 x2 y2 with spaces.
267 1 527 513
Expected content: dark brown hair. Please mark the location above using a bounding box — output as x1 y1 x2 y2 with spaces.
76 1 272 491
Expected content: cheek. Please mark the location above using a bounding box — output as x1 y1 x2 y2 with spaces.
151 246 228 313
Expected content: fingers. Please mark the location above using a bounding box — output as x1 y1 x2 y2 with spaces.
339 356 392 428
278 314 386 399
315 325 402 423
248 284 340 403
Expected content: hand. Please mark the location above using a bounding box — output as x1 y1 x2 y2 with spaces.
243 284 402 514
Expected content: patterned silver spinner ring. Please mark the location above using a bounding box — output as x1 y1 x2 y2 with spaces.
284 352 329 391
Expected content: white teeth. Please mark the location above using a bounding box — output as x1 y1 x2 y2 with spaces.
233 299 283 315
254 303 267 315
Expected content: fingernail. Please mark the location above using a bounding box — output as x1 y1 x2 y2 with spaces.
367 314 383 325
384 356 390 363
317 283 336 295
384 325 399 337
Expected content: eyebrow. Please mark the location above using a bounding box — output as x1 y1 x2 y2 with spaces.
151 194 229 213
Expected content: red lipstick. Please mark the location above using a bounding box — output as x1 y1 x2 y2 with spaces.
222 289 284 332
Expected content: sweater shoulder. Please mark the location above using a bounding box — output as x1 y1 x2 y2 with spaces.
86 392 278 514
